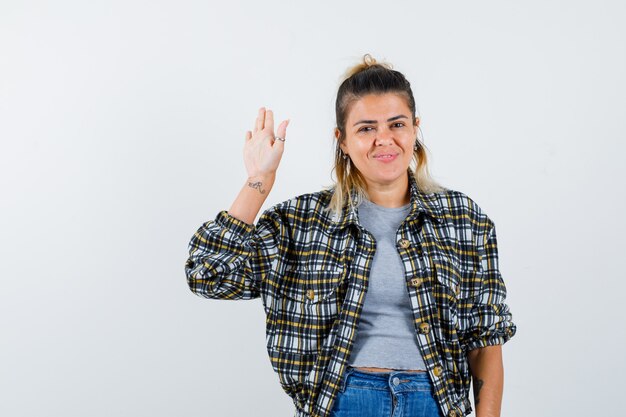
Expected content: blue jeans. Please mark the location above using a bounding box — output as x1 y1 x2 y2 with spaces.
329 367 445 417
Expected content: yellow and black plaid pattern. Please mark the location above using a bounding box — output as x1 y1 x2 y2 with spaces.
185 169 516 417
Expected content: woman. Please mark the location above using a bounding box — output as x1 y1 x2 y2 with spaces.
185 54 516 417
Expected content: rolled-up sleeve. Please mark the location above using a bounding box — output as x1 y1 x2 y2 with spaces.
464 221 517 352
184 207 282 300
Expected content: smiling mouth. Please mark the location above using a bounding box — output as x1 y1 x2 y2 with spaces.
374 154 398 159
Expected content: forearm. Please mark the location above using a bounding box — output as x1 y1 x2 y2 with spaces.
228 173 276 225
467 345 504 417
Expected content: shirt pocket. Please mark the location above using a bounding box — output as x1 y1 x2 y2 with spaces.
432 256 483 330
267 267 344 355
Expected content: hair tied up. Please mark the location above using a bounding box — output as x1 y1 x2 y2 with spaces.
341 53 394 81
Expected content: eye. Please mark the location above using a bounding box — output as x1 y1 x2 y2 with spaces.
392 122 405 128
358 126 374 133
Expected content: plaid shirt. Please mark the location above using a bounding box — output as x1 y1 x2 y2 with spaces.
185 170 516 417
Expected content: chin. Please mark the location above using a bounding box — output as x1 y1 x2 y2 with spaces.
368 173 405 184
373 166 406 177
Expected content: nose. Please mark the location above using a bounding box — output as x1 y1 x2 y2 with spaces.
374 128 394 146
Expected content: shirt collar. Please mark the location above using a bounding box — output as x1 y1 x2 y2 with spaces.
328 168 445 233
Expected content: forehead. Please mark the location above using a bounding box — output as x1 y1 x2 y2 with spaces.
347 93 411 121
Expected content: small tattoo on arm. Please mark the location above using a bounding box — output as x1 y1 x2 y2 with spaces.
474 378 484 405
248 181 266 194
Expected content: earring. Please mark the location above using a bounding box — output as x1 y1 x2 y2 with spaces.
342 152 348 160
415 126 425 151
413 126 424 150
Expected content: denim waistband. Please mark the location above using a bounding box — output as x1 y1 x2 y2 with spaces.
340 367 432 393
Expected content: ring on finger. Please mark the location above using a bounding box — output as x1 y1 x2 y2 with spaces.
275 136 285 142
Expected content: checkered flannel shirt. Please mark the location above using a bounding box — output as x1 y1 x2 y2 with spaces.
185 171 517 417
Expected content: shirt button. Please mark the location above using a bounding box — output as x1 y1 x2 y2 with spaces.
448 410 458 417
306 289 315 300
433 365 443 377
392 377 400 386
410 278 423 288
418 322 430 334
398 238 411 248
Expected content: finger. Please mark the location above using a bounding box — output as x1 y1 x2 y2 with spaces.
276 119 289 140
254 107 265 133
245 130 252 141
272 119 289 150
265 109 274 133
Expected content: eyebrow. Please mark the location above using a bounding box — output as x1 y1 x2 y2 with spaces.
353 115 409 127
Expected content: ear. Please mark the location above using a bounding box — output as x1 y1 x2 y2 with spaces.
335 128 348 153
410 117 419 136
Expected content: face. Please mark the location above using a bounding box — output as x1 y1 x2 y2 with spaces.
336 93 419 189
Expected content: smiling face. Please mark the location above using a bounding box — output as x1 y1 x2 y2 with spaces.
337 93 419 190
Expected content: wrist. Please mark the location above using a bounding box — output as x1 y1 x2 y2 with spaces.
247 172 276 184
244 173 275 197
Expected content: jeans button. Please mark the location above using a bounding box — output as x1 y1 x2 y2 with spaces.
392 377 400 386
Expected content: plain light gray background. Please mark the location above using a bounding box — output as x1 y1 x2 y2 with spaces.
1 1 625 416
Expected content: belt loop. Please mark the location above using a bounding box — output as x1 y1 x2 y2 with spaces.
340 367 354 393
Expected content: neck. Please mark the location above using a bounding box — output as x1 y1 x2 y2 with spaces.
365 173 410 208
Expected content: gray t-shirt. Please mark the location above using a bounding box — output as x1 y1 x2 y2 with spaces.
347 197 427 370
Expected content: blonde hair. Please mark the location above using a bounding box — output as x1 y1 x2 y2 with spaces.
324 54 446 218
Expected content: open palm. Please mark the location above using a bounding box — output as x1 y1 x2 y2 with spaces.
244 107 289 178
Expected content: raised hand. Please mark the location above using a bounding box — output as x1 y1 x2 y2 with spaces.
243 107 289 178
